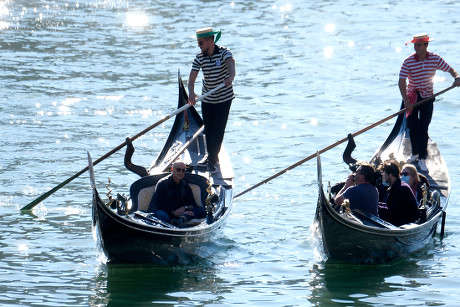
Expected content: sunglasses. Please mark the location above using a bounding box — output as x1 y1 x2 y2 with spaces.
197 39 209 46
401 172 410 176
175 167 186 173
414 43 428 47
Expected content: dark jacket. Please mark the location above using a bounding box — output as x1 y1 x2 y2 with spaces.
378 178 419 226
147 175 197 215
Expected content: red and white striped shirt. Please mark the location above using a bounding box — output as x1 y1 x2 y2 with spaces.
399 52 451 97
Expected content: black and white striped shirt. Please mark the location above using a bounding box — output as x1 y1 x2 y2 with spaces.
192 45 234 103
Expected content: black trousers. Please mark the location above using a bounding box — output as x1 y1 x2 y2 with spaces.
202 99 232 164
406 91 435 159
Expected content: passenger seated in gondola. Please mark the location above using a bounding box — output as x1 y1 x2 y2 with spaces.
378 160 419 226
375 163 390 203
334 162 379 216
147 161 206 227
401 164 430 205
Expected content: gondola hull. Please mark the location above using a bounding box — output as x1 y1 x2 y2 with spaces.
92 185 232 265
90 75 234 265
316 187 442 264
315 112 449 264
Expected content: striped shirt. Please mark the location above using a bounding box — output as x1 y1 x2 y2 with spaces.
399 52 451 97
192 45 234 103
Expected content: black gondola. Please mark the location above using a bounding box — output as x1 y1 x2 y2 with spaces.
88 75 233 265
315 111 449 264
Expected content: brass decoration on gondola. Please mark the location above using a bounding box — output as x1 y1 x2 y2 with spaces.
421 183 428 207
205 180 219 224
340 199 363 224
106 177 112 200
419 183 428 223
183 110 190 131
341 199 351 215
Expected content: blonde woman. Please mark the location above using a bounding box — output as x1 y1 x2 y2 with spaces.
400 164 429 204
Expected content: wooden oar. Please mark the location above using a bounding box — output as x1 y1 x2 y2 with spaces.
21 84 225 211
233 85 456 200
161 125 205 172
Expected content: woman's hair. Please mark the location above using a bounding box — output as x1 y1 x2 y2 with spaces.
401 164 420 185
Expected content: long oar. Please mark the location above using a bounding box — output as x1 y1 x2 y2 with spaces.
162 125 205 172
21 84 225 211
233 85 456 200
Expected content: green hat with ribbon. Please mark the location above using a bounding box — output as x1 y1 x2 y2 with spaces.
196 27 221 43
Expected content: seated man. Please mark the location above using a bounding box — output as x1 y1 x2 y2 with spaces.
334 162 379 216
379 160 419 226
148 161 206 226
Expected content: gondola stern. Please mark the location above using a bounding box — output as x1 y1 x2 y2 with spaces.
87 151 107 235
315 151 329 251
150 72 204 169
178 71 189 107
315 151 330 219
87 151 96 190
316 151 323 190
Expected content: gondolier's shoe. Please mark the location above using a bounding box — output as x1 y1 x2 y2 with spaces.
406 154 419 163
197 155 209 166
418 158 429 172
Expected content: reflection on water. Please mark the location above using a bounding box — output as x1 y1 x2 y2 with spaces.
91 264 223 306
308 259 426 305
307 240 451 306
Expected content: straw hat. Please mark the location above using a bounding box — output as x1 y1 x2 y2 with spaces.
405 33 433 46
196 27 221 43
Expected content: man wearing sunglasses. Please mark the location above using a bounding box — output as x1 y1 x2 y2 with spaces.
148 161 206 227
188 27 236 174
399 33 460 173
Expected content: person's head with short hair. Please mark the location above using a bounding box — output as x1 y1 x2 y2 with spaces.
383 160 401 186
196 27 221 54
405 33 433 46
355 162 376 185
405 33 432 57
171 161 186 183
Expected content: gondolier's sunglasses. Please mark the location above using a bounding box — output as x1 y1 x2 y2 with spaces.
175 167 186 173
197 38 211 46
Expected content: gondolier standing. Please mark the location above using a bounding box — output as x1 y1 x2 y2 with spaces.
399 33 460 172
188 27 236 173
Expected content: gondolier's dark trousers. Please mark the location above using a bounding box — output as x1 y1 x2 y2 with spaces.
202 99 232 164
406 91 435 159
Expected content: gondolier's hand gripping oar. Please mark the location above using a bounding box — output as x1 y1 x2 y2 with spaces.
233 85 457 200
189 83 227 105
20 83 225 212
